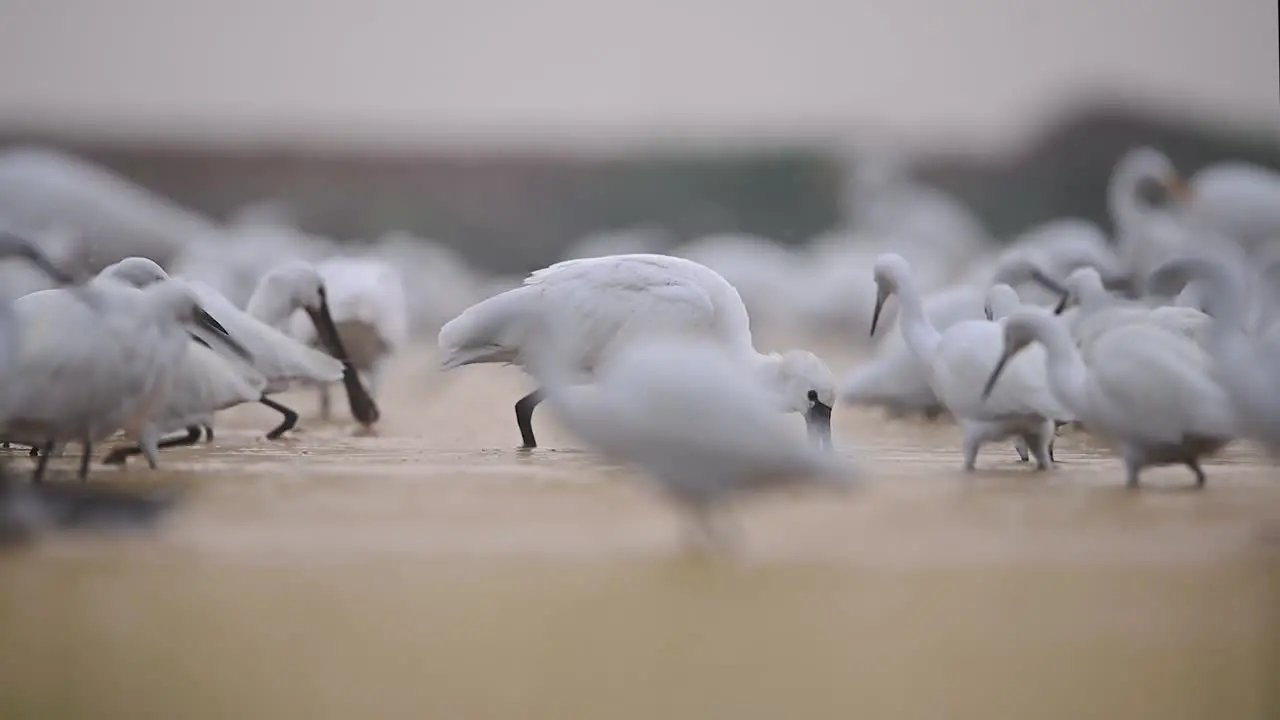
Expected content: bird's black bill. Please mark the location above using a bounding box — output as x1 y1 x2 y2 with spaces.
188 332 213 350
870 292 887 337
195 308 252 361
1028 269 1069 298
307 294 380 426
982 352 1013 401
805 393 833 450
1052 293 1070 315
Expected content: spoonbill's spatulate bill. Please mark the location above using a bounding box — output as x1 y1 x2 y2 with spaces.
94 257 353 442
983 311 1236 488
278 257 406 428
438 254 836 450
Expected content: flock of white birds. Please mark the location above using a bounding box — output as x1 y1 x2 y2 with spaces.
0 144 1277 547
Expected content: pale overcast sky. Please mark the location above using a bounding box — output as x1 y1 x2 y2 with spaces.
0 0 1275 153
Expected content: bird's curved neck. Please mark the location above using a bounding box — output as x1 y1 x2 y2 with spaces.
245 282 296 329
1036 322 1092 416
1108 164 1157 236
894 277 941 364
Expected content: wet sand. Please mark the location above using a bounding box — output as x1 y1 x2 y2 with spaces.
0 342 1277 719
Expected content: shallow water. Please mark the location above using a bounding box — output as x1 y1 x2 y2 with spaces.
1 344 1277 719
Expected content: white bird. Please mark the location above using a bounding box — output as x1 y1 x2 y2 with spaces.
282 256 406 426
529 325 856 550
839 284 984 420
1148 257 1280 456
974 218 1125 306
983 311 1236 487
840 258 1069 420
870 254 1071 471
438 253 838 450
94 257 363 441
0 147 222 275
0 232 80 372
1106 147 1219 289
101 336 268 467
0 275 249 480
984 284 1053 322
1124 147 1280 257
1054 266 1212 350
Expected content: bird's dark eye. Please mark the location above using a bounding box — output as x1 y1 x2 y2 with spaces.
807 390 819 404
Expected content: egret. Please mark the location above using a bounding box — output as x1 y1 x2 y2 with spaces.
983 311 1236 487
871 254 1072 471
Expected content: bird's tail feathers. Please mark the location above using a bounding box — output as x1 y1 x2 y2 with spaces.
437 287 534 370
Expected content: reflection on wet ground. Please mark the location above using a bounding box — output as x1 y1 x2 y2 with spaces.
0 345 1276 718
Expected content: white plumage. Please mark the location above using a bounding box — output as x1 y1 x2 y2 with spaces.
531 329 856 550
1058 266 1212 351
438 253 837 449
95 257 354 441
284 256 406 423
870 254 1070 471
984 311 1237 487
1148 256 1280 457
0 275 249 478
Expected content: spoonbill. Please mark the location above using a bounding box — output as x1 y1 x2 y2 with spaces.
983 311 1236 488
870 254 1071 471
273 256 403 427
101 337 268 467
97 257 366 440
438 253 837 450
529 322 856 551
0 277 250 480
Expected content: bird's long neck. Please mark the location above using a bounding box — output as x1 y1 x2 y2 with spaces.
1035 320 1092 417
894 276 941 365
245 281 295 330
1108 163 1156 238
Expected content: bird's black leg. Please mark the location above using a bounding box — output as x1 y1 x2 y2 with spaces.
79 436 93 481
515 389 545 449
202 424 214 441
1187 458 1207 488
104 427 203 466
33 441 54 483
260 396 298 440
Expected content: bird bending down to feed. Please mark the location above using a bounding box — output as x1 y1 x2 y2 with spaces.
982 311 1236 488
869 254 1071 471
275 256 405 427
0 276 251 481
529 324 857 551
437 253 837 450
95 257 369 444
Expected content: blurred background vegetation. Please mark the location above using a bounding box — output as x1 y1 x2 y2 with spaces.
6 103 1280 274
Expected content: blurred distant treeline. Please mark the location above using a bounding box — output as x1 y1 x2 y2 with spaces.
3 102 1279 274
